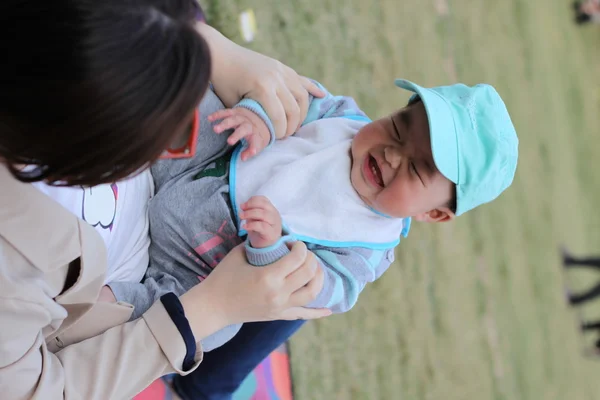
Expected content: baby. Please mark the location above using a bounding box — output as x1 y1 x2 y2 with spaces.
108 79 518 351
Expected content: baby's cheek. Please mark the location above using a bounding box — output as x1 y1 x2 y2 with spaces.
379 189 411 218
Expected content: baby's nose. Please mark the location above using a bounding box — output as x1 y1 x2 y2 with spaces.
384 146 402 169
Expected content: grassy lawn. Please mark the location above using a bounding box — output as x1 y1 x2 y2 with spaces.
205 1 600 399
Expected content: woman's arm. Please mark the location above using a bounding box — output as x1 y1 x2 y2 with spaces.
0 241 198 399
0 297 201 400
1 242 326 400
195 23 325 139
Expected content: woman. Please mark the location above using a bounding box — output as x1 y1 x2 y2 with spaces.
0 1 328 399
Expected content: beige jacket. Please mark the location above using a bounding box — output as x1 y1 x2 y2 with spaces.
0 165 202 399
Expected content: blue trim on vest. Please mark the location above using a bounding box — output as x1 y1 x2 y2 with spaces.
368 206 392 218
229 145 243 225
401 217 411 237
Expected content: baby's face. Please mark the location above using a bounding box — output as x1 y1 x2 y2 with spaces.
350 100 455 221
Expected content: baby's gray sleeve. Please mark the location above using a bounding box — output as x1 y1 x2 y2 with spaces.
307 245 395 313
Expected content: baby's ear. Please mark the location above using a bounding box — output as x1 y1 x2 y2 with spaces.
413 207 455 223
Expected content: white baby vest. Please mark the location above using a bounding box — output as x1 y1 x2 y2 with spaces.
229 117 410 249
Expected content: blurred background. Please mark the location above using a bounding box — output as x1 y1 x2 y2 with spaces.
204 1 600 399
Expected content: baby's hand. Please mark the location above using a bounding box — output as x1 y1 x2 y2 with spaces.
208 107 271 161
240 196 283 249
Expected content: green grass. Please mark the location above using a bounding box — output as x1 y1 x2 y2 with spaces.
205 1 600 398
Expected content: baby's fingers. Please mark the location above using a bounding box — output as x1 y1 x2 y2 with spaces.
243 220 271 234
247 137 261 159
240 209 272 224
227 123 254 146
241 136 268 161
240 146 257 161
241 196 273 211
213 115 247 134
208 109 236 122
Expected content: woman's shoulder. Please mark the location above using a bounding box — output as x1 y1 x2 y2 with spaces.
0 165 104 274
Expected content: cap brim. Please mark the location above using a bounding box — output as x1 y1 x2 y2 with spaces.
394 79 459 184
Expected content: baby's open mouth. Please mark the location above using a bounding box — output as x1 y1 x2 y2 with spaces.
368 155 384 187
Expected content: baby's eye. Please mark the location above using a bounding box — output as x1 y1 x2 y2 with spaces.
391 117 401 141
411 162 425 185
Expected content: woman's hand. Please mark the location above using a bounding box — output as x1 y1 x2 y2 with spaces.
196 24 325 139
180 241 330 340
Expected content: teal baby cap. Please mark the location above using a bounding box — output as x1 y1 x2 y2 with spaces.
394 79 519 216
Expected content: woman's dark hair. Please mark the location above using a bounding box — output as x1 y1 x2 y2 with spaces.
0 0 211 186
